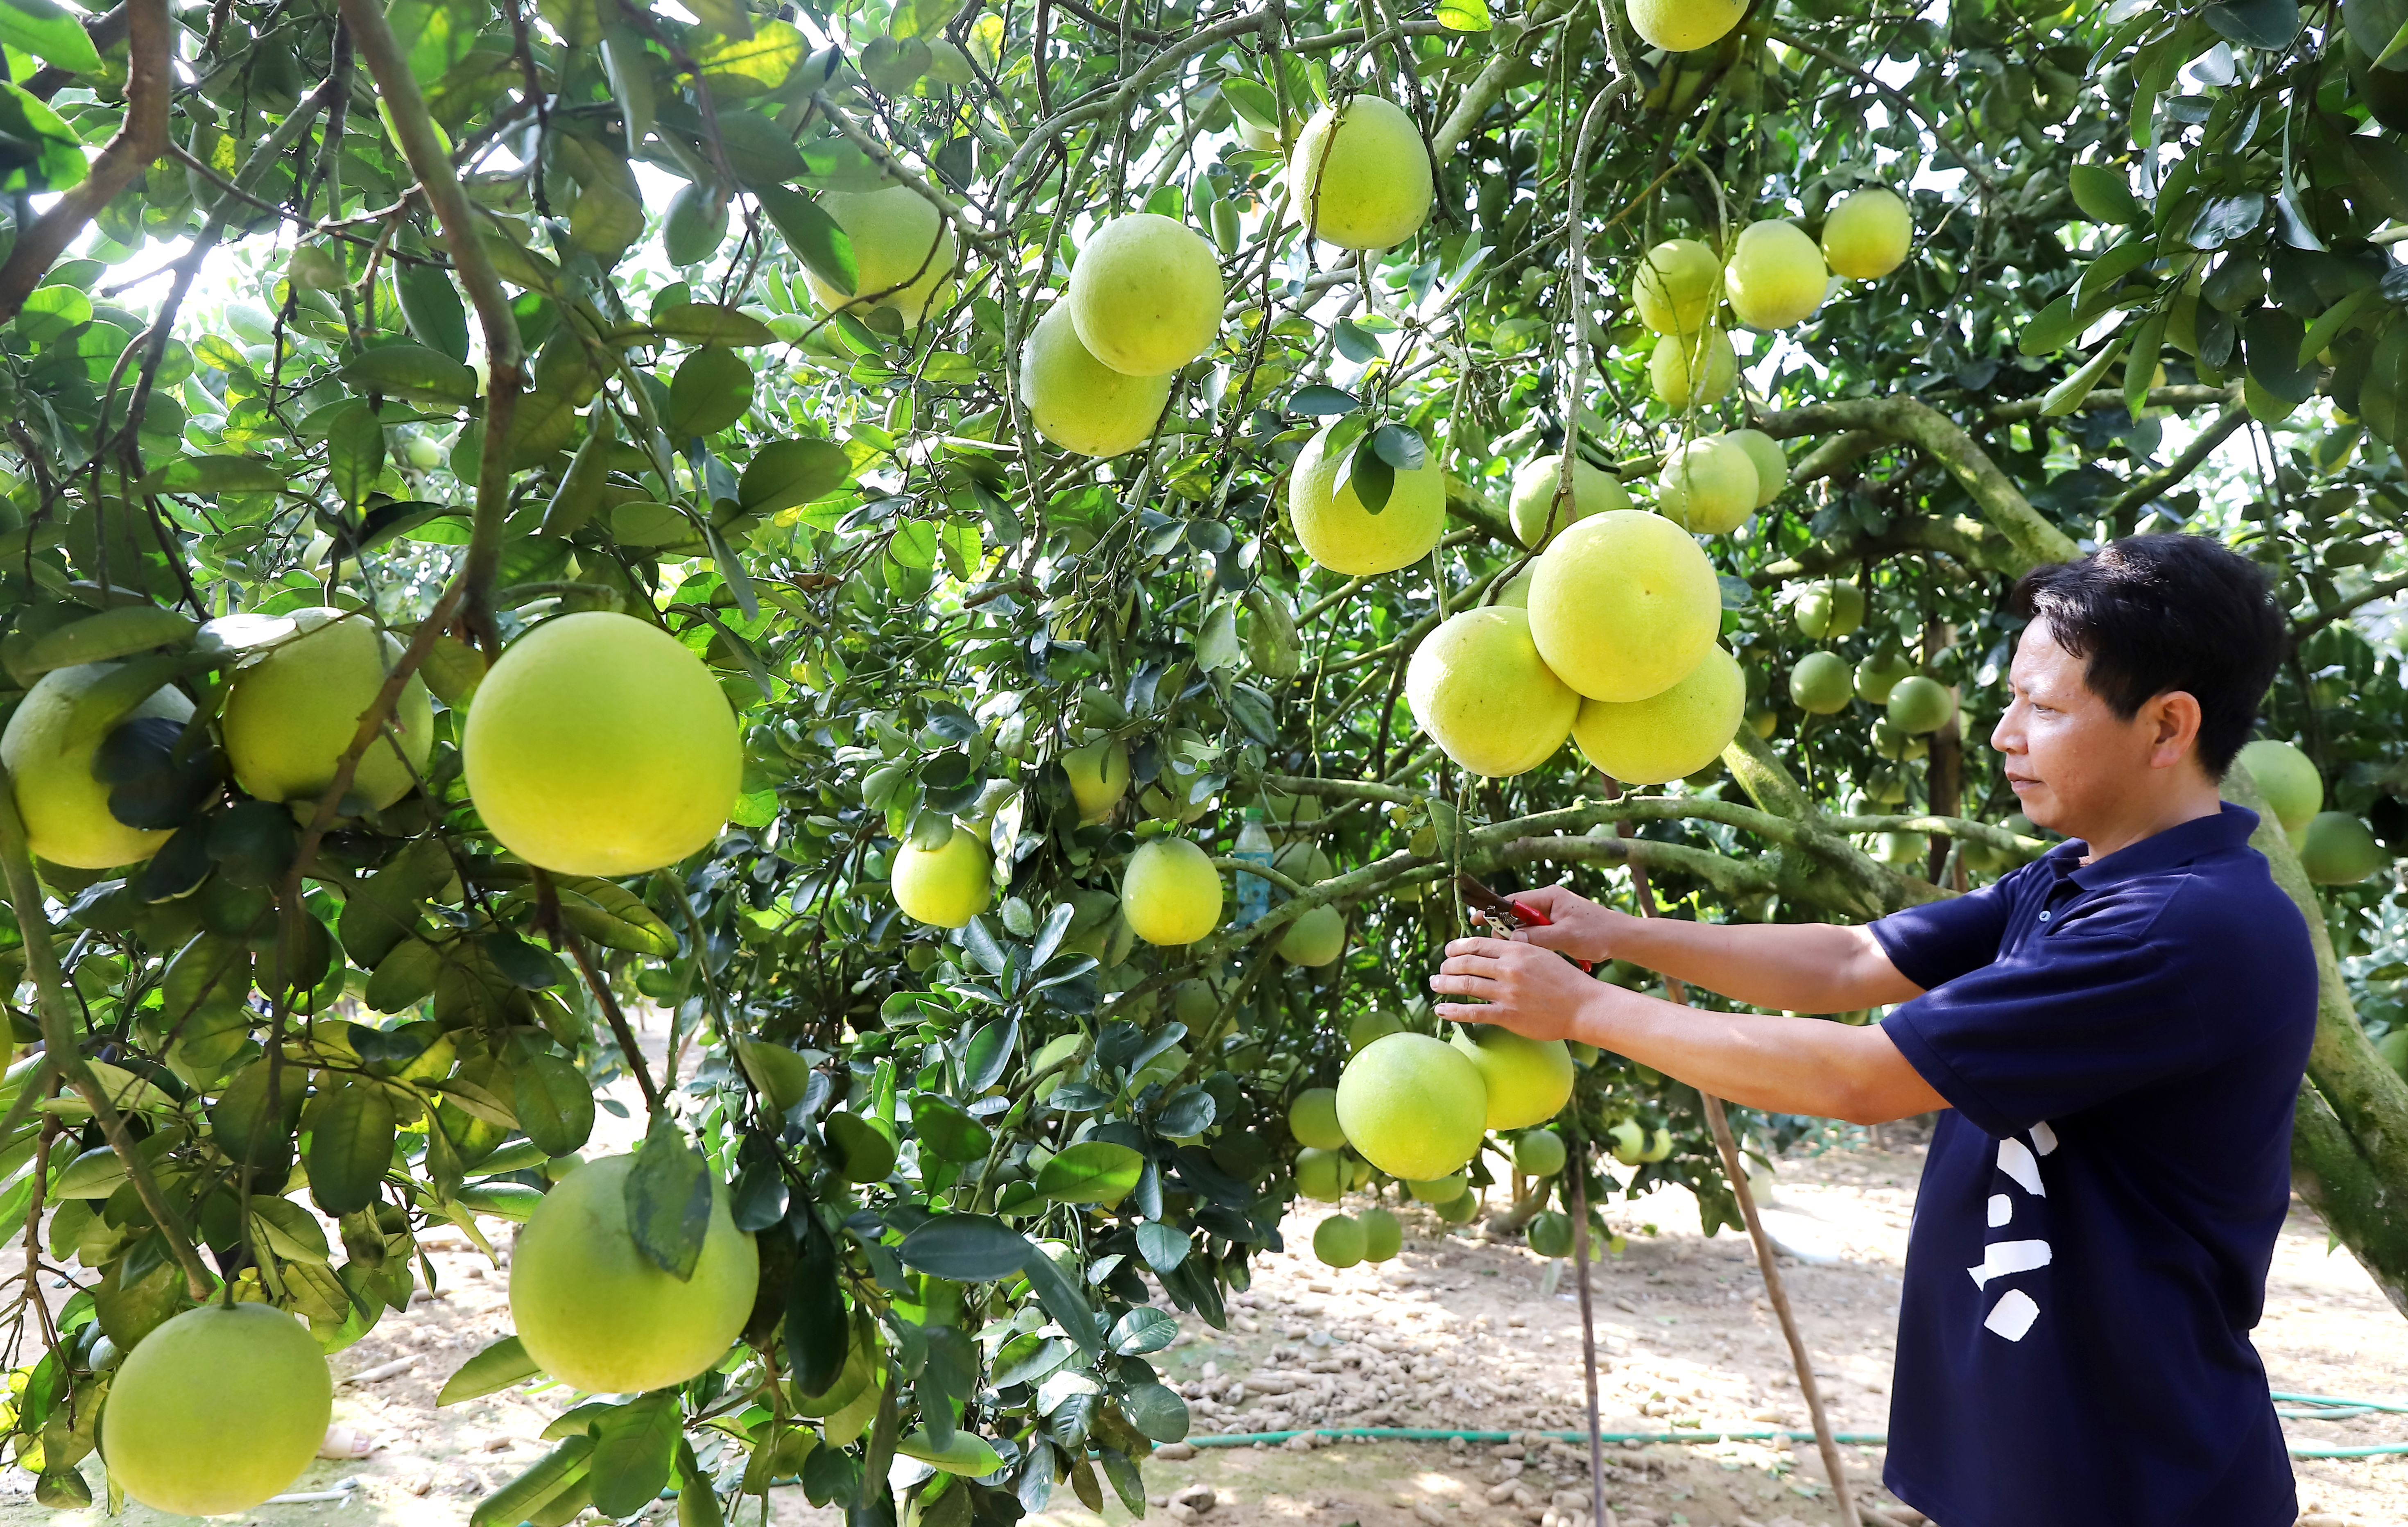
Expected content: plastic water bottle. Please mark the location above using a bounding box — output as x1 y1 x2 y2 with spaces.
1233 809 1274 925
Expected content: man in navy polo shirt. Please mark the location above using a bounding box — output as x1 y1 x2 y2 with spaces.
1428 535 2319 1527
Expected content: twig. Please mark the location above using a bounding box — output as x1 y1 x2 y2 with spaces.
535 874 663 1115
810 91 999 251
2100 401 2248 527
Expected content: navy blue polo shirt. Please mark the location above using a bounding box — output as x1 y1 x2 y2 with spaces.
1867 803 2316 1527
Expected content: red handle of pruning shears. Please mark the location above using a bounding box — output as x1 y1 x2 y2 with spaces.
1457 874 1593 972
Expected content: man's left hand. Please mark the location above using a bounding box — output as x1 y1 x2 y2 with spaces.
1430 936 1601 1041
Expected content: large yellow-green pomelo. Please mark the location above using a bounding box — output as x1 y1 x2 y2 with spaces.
1122 836 1222 944
1821 187 1912 279
1655 435 1758 535
2 663 193 870
1289 95 1433 250
1629 0 1745 51
1405 607 1580 778
1630 238 1722 335
1724 428 1789 507
1063 737 1131 822
1725 221 1828 331
1528 510 1722 703
1573 645 1743 785
1066 213 1224 377
800 185 958 329
462 612 740 876
1789 650 1854 714
1494 567 1535 608
1336 1033 1487 1181
2302 811 2389 885
1021 301 1172 457
1793 580 1864 640
1290 1086 1348 1150
1349 1010 1405 1051
102 1303 331 1516
1886 675 1956 735
1277 904 1347 966
1449 1026 1572 1130
510 1153 759 1394
1290 421 1446 574
1314 1214 1367 1268
1854 649 1914 704
893 824 991 928
2236 739 2322 834
224 609 432 811
1509 454 1630 550
1648 326 1736 408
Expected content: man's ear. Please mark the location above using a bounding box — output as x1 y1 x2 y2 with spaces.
2147 689 2204 770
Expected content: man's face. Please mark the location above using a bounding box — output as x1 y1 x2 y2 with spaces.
1990 622 2174 836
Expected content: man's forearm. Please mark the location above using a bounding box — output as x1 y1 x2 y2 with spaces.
1606 915 1919 1013
1568 983 1944 1125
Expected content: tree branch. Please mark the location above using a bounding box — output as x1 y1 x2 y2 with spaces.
2100 401 2249 528
2291 571 2408 649
1429 0 1577 159
1746 514 2007 589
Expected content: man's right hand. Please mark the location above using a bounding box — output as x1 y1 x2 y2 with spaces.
1504 885 1625 963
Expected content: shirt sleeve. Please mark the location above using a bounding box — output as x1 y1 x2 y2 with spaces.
1866 869 2018 992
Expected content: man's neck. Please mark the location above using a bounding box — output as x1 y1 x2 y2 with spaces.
2073 778 2228 864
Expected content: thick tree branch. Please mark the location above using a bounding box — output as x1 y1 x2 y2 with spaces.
1987 383 2236 423
2100 401 2249 527
1747 514 2007 589
2292 571 2408 649
1429 0 1577 159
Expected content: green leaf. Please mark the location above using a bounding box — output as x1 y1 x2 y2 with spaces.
250 1195 332 1263
0 81 83 193
207 1060 301 1175
1371 422 1427 472
1342 435 1395 515
650 301 778 348
7 604 194 683
1195 601 1241 671
895 1213 1032 1280
307 1075 397 1216
2123 310 2167 419
664 346 756 438
740 436 853 514
756 187 862 298
395 267 472 361
822 1111 896 1183
548 877 679 956
470 1436 593 1527
0 0 99 75
1032 1140 1143 1205
327 405 386 509
785 1216 848 1396
454 1182 545 1220
1289 384 1359 416
896 1429 1004 1476
2301 287 2379 367
136 453 287 497
1019 1242 1101 1359
589 1393 683 1516
1435 0 1490 29
511 1053 596 1158
439 1335 544 1405
696 17 805 95
342 344 480 407
1117 1382 1190 1442
1109 1304 1179 1353
2039 338 2125 416
625 1115 713 1281
1133 1221 1189 1274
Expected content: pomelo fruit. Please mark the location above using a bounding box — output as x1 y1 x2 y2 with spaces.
1290 1086 1348 1150
1789 651 1854 714
101 1303 332 1516
1528 510 1722 702
1821 187 1912 279
1494 567 1536 608
1886 675 1956 735
462 612 740 876
1527 1210 1573 1257
2236 738 2322 833
1629 0 1745 50
1272 838 1333 886
1854 648 1914 704
801 184 958 329
1122 835 1222 944
1573 644 1744 784
1648 326 1736 408
1289 95 1433 250
1655 435 1758 535
1066 212 1223 376
1277 904 1347 965
1406 1173 1466 1202
1792 580 1864 640
1630 238 1722 335
1871 720 1927 762
2 663 194 870
2379 1029 2408 1082
1514 1129 1567 1177
1021 301 1172 457
1359 1206 1403 1261
1607 1120 1646 1165
1433 1189 1480 1223
1296 1146 1346 1201
1405 607 1580 778
224 609 433 811
2302 811 2388 884
509 1152 759 1394
1336 1032 1487 1180
1725 221 1827 331
1449 1026 1573 1130
1724 428 1789 507
1063 737 1131 822
1313 1214 1367 1268
893 824 991 928
1509 454 1630 550
1289 420 1446 574
1348 1010 1405 1051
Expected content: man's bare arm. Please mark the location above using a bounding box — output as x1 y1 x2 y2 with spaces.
1507 885 1925 1013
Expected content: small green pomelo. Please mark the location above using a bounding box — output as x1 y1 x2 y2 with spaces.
1514 1129 1567 1177
1528 510 1722 703
1359 1206 1404 1261
1656 435 1758 535
1854 648 1915 704
1433 1190 1480 1223
1314 1214 1368 1268
1063 737 1131 822
1886 675 1956 735
1277 904 1347 966
1122 836 1222 945
2302 811 2390 884
509 1153 760 1395
1724 428 1789 508
1288 96 1433 250
1272 838 1334 886
1573 644 1744 785
1290 420 1446 575
1607 1119 1647 1165
224 609 433 811
1629 238 1722 335
2378 1029 2408 1081
1348 1010 1405 1051
893 824 991 928
1872 721 1927 763
1789 650 1855 715
1822 187 1913 279
1 662 194 870
1449 1026 1573 1130
1792 580 1864 640
1021 301 1173 457
1406 1173 1466 1202
102 1303 332 1516
1338 1033 1486 1181
1628 0 1745 50
1066 212 1224 377
801 184 958 329
1642 1127 1673 1162
1295 1146 1347 1201
1725 221 1828 331
462 612 740 876
1509 454 1631 551
1289 1086 1349 1151
1527 1210 1573 1257
1406 607 1581 778
1648 327 1736 409
2236 739 2322 834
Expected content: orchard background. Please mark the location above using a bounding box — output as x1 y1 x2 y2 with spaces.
0 0 2402 1518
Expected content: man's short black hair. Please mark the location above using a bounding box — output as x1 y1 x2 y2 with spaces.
2009 534 2284 778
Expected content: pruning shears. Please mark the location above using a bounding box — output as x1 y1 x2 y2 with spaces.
1456 874 1593 973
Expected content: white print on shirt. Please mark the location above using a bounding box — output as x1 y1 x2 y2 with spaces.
1972 1121 2058 1341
